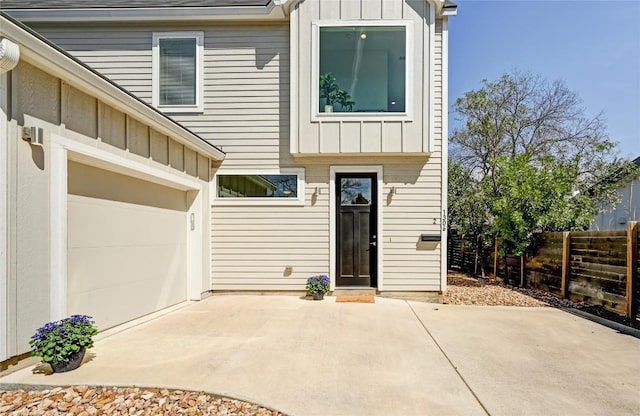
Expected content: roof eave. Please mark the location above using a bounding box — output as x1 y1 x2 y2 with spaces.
0 13 225 161
3 2 288 23
441 0 458 16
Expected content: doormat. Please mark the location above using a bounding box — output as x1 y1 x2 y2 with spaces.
335 295 375 303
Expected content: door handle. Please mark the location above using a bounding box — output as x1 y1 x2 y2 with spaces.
369 241 377 247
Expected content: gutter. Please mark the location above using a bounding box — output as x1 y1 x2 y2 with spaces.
441 0 458 16
0 12 225 161
3 2 286 23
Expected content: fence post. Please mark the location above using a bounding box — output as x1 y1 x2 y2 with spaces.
474 234 480 276
460 234 468 272
626 221 638 318
493 236 498 279
560 231 571 299
520 255 525 287
447 232 451 270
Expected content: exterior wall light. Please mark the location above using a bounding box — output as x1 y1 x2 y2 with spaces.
22 126 44 146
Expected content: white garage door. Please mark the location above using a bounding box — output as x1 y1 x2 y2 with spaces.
67 161 188 330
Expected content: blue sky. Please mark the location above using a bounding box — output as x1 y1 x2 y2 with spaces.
448 0 640 159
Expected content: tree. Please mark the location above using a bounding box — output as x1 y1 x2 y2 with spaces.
447 162 488 237
452 71 612 182
449 71 639 256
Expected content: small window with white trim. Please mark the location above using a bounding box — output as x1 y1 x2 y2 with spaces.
214 168 305 205
152 32 203 113
314 22 411 117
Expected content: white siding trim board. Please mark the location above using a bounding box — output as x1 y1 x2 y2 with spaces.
439 17 448 292
0 73 8 360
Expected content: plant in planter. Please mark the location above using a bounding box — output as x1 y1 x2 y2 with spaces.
319 72 355 112
29 314 98 373
306 274 330 300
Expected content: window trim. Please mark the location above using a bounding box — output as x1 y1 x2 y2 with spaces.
152 31 204 113
311 20 413 122
212 168 306 206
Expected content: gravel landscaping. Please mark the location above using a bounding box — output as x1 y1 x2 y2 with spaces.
444 270 582 308
0 386 284 416
445 270 640 330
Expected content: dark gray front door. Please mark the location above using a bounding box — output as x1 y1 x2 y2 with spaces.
336 173 377 287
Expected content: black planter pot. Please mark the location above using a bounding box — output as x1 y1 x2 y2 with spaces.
312 292 324 300
50 348 86 373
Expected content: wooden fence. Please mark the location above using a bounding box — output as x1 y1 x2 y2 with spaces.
447 232 475 274
447 232 492 277
525 232 564 295
448 223 640 319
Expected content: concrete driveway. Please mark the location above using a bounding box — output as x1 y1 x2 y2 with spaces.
1 295 639 416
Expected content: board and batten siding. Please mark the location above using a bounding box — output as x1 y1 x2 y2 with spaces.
291 0 435 155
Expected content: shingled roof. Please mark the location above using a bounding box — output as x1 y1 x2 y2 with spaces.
0 0 271 8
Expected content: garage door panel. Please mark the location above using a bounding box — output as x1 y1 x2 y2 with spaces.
67 162 189 331
68 161 187 211
67 272 185 331
67 244 187 295
68 196 186 248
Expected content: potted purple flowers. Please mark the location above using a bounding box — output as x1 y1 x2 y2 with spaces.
29 315 98 373
306 274 330 300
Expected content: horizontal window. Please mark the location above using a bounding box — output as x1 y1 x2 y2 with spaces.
214 169 305 206
318 25 407 114
217 174 298 198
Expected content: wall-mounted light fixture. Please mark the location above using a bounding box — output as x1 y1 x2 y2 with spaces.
22 126 44 146
390 186 397 196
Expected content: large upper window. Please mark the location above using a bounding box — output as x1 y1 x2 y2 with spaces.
318 24 407 115
152 32 203 112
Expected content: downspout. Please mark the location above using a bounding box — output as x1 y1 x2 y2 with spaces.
0 37 20 361
273 0 294 18
0 38 20 73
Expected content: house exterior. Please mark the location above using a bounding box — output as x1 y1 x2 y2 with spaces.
591 156 640 231
1 0 456 363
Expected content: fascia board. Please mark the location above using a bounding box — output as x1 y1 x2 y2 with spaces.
0 15 225 161
4 3 285 22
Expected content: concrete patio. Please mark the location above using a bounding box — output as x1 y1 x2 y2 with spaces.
1 295 639 416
